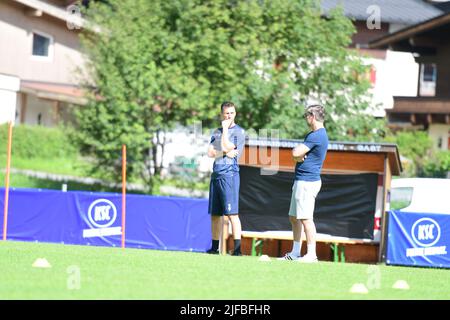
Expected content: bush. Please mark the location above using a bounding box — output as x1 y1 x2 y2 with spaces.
0 124 78 159
384 130 449 178
421 150 450 178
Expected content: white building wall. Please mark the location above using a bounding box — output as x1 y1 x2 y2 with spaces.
428 124 450 151
23 94 56 127
367 50 419 117
0 74 20 124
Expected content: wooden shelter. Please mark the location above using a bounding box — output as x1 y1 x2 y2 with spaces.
228 138 402 263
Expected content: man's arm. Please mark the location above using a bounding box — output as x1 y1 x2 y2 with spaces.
208 144 239 159
207 144 224 159
221 120 236 153
292 144 310 162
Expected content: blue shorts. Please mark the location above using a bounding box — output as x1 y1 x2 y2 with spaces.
208 174 240 216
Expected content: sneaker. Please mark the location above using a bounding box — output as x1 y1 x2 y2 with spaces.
232 251 242 256
206 248 219 254
277 253 300 261
297 255 318 263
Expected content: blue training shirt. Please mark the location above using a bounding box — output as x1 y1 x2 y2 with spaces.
295 127 329 182
210 124 246 179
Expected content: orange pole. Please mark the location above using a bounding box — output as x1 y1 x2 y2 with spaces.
121 144 126 249
3 122 13 241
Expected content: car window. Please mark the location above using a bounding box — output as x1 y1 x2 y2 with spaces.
390 187 413 210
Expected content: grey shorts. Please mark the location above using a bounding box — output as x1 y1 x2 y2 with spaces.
288 180 322 219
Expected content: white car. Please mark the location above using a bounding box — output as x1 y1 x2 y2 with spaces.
390 178 450 214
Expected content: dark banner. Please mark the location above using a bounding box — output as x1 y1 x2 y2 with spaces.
239 166 378 239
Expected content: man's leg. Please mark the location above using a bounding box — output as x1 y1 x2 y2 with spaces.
289 216 302 257
207 178 222 254
279 182 302 260
229 214 242 255
207 215 221 254
298 180 321 262
220 215 230 255
301 218 317 259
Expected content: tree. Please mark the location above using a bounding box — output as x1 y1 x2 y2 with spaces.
383 130 449 177
75 0 378 192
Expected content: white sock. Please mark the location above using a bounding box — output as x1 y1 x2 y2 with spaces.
307 243 316 257
291 241 301 257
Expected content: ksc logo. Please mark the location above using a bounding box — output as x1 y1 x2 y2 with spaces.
87 199 117 228
411 218 441 247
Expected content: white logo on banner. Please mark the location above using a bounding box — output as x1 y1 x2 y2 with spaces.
83 199 121 238
411 218 440 247
406 218 447 257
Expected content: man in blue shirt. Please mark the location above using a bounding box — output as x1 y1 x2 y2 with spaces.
279 104 329 262
206 101 246 255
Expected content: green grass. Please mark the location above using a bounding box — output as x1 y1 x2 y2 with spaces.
0 172 142 194
0 241 449 300
0 155 96 178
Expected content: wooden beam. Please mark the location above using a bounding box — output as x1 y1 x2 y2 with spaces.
20 93 27 124
446 114 450 124
427 114 433 125
369 13 450 49
52 100 61 125
25 8 42 17
241 147 386 173
408 36 437 48
410 113 416 125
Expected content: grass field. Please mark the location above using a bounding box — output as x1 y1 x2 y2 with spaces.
0 241 449 300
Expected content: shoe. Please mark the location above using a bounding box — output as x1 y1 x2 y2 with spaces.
232 251 242 256
297 255 318 263
206 248 219 254
277 253 300 261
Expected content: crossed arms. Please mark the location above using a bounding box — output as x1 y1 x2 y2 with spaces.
292 143 310 162
207 145 239 159
207 128 239 159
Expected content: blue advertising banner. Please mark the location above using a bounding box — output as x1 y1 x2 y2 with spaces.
387 210 450 268
0 188 210 252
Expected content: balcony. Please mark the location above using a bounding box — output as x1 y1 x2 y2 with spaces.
387 96 450 127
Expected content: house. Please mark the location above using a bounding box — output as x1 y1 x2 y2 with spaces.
369 11 450 150
0 0 89 127
321 0 444 117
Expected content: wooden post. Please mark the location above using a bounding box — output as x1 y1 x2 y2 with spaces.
3 122 13 241
20 93 27 124
378 154 390 262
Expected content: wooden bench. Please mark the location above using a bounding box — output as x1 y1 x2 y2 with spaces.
241 231 378 262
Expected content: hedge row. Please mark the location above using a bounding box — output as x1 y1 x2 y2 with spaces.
0 124 78 159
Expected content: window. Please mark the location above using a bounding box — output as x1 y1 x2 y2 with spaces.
419 63 436 96
390 187 413 210
31 31 53 60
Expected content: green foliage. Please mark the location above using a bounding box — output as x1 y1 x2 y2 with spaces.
384 130 433 160
421 150 450 178
384 130 449 177
76 0 378 192
0 124 77 159
0 172 146 194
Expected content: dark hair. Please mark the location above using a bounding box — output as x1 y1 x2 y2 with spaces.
305 104 325 122
221 101 236 113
